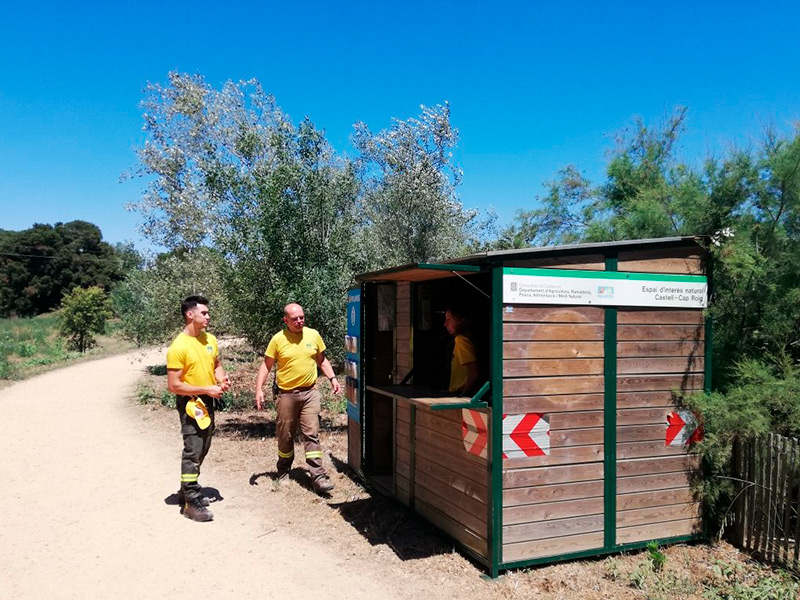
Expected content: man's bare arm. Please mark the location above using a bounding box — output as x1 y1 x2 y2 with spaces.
316 353 341 395
254 356 276 410
167 369 224 398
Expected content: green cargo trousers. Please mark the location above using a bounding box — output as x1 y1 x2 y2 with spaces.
176 395 215 504
275 387 325 480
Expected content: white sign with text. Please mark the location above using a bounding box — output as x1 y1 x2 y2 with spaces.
503 271 707 308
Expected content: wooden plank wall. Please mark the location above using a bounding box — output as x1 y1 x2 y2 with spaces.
502 305 606 563
500 246 706 562
395 282 411 384
616 305 704 544
395 398 412 506
615 248 704 544
410 404 489 557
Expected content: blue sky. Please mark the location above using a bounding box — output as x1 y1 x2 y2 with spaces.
2 1 799 250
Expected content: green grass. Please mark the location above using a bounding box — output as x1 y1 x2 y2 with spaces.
0 313 136 385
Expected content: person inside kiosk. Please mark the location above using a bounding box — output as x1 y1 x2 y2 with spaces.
444 302 480 397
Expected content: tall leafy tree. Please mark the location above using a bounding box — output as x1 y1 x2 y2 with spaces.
352 103 477 267
128 73 359 353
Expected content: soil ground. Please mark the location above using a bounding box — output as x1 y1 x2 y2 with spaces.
0 347 790 599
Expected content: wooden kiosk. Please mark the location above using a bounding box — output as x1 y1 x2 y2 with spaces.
344 237 709 576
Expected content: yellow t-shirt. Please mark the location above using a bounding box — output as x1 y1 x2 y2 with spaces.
166 332 219 388
449 333 477 393
266 327 326 390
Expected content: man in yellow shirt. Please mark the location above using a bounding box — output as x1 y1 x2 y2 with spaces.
166 295 230 522
255 303 340 494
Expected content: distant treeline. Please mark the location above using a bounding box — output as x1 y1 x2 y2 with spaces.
0 221 136 318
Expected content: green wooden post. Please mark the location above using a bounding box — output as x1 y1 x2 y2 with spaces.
603 253 618 549
489 264 504 577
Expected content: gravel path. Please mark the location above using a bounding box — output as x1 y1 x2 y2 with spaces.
0 349 400 599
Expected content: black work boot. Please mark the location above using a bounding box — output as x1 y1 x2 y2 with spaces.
313 475 334 494
178 490 210 507
183 501 214 522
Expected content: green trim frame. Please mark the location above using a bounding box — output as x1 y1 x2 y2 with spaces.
489 265 504 578
704 258 713 393
603 254 618 548
429 381 490 411
416 262 482 273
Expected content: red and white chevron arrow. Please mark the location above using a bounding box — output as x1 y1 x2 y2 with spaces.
461 409 488 458
666 410 703 446
503 412 550 458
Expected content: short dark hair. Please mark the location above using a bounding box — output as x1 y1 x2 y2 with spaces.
445 300 472 323
181 295 209 319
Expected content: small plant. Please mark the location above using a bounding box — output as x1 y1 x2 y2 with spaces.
603 556 622 582
159 390 175 408
147 364 168 376
647 541 667 572
703 559 800 600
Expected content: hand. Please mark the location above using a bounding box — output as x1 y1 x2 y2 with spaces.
218 375 231 393
255 389 265 411
206 385 224 399
329 377 341 395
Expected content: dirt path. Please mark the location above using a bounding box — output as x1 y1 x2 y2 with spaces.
0 349 406 600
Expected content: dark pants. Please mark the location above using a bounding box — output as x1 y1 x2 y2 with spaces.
176 395 215 504
275 388 325 479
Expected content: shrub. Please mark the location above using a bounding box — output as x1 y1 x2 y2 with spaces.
59 287 112 353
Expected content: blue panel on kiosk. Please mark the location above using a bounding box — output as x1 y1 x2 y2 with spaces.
345 288 361 422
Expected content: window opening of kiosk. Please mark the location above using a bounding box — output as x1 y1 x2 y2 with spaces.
413 275 490 395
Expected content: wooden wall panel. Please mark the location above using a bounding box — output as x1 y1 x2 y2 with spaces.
616 519 702 544
617 488 695 511
617 324 704 341
504 514 604 544
503 306 606 323
504 463 603 489
505 375 605 396
616 306 705 544
504 254 606 271
416 499 488 557
504 323 605 341
395 282 411 384
505 394 604 413
504 358 604 377
503 445 604 469
501 303 605 560
348 418 361 473
504 497 604 525
617 309 704 325
617 247 704 275
504 341 605 359
504 532 605 562
504 480 604 507
406 407 489 558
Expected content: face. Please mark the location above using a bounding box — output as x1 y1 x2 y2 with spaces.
283 305 305 334
186 304 210 331
444 310 463 336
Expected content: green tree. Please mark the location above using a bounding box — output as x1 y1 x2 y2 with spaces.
352 103 477 267
127 73 359 355
111 248 234 347
59 286 112 352
0 221 126 317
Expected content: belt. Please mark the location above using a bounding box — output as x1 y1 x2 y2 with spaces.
278 384 316 394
